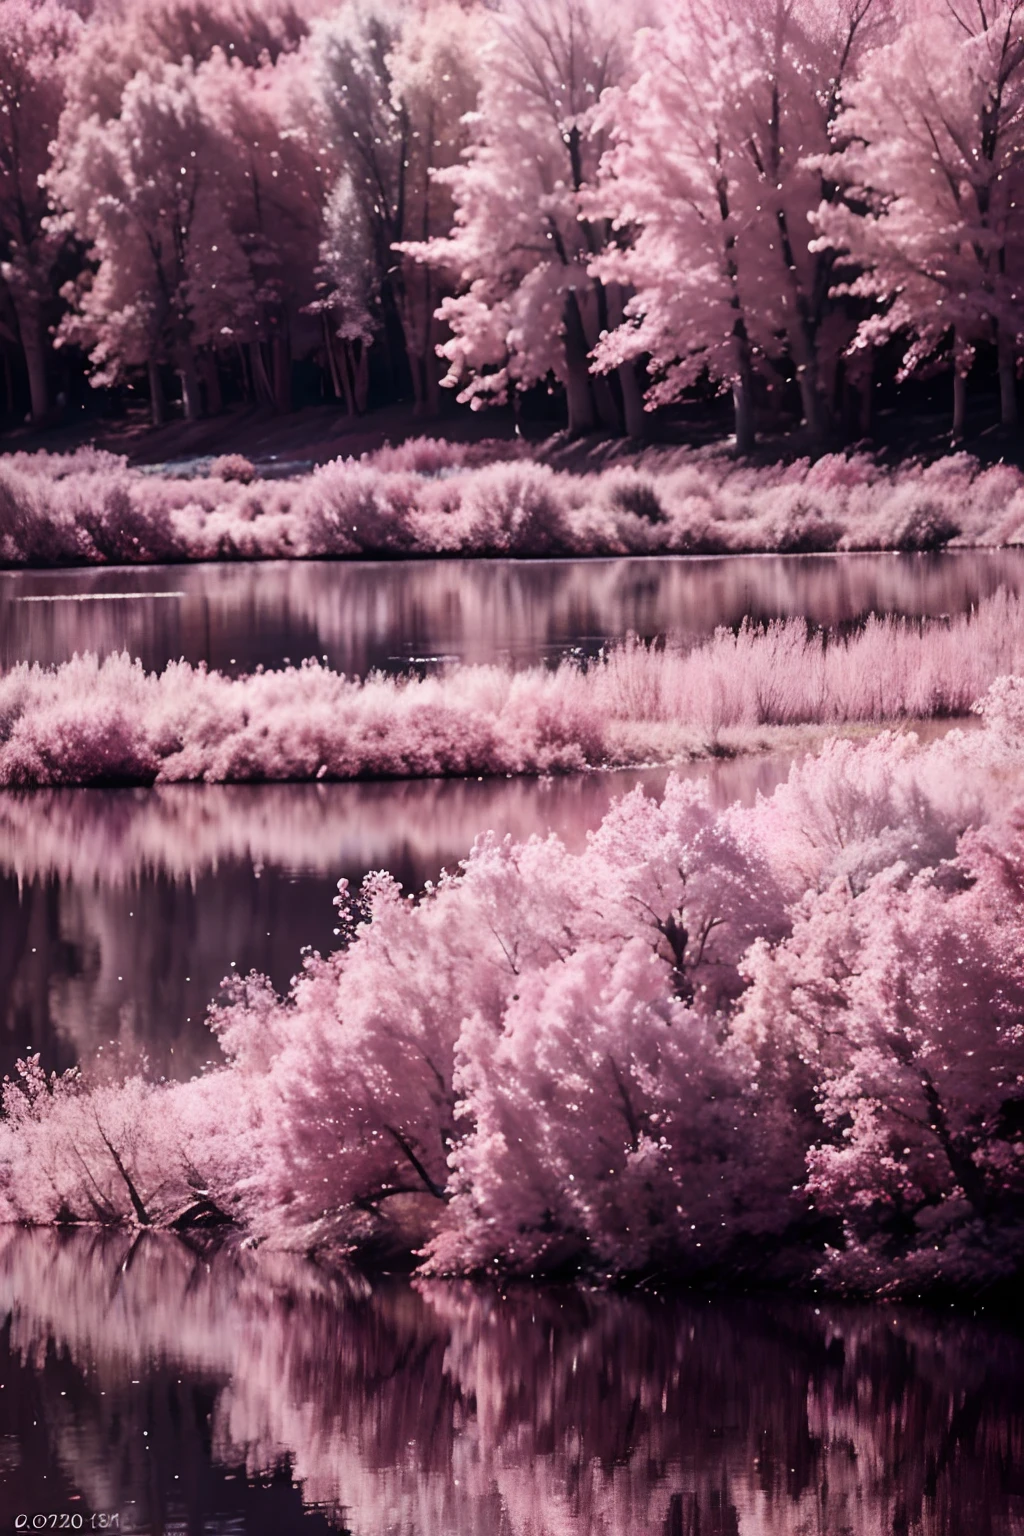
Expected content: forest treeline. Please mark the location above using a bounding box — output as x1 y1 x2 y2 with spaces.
2 0 1023 446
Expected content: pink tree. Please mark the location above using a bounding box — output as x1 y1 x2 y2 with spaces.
51 59 218 421
56 0 311 127
0 0 82 422
429 779 794 1276
308 172 376 414
310 0 483 415
412 0 646 435
596 0 891 445
49 0 317 419
590 0 773 453
192 777 791 1267
193 46 326 413
820 0 1024 437
205 865 525 1254
737 810 1024 1291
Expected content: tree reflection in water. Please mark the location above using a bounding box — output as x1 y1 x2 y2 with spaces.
0 1230 1021 1535
0 760 793 1083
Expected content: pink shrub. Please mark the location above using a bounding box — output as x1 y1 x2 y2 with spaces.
2 719 1022 1294
0 1052 256 1229
301 461 420 554
2 447 128 478
210 453 256 484
360 436 524 475
737 813 1024 1294
2 447 1024 564
433 461 577 554
1 596 1023 787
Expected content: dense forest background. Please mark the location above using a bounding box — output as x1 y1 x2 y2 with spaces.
2 0 1023 454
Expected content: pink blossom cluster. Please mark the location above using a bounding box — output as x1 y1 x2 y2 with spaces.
2 705 1022 1295
0 595 1021 787
3 448 1024 566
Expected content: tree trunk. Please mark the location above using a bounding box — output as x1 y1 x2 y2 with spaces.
797 364 829 442
564 358 596 435
249 340 273 406
410 352 429 416
2 350 13 418
271 332 292 414
858 348 874 439
999 327 1018 428
731 378 755 456
236 341 252 403
323 315 345 407
952 368 967 441
404 315 441 418
602 284 646 438
419 349 440 418
337 342 356 416
921 1072 989 1218
399 271 442 419
728 317 757 454
19 312 49 423
179 351 203 422
147 358 165 428
352 340 369 414
617 360 647 439
563 290 597 436
594 372 624 435
772 198 830 442
201 352 223 417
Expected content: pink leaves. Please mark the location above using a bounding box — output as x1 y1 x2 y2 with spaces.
4 718 1020 1291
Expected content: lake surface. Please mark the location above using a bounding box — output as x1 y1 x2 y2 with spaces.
1 1230 1022 1536
0 756 797 1082
2 549 1021 1534
3 549 1023 676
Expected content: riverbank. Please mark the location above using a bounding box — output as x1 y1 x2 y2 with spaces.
4 443 1024 565
0 596 1017 786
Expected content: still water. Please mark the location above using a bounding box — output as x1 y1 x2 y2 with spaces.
0 757 796 1082
1 1230 1022 1536
3 550 1023 676
2 550 1021 1536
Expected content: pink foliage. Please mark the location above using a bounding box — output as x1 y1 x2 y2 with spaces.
819 0 1024 411
590 0 887 444
738 812 1024 1293
0 0 81 422
5 0 1024 441
3 449 1024 566
1 596 1023 786
209 453 256 483
2 712 1022 1295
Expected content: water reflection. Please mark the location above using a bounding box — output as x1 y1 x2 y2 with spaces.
0 1229 1021 1535
0 759 795 1082
3 550 1023 675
